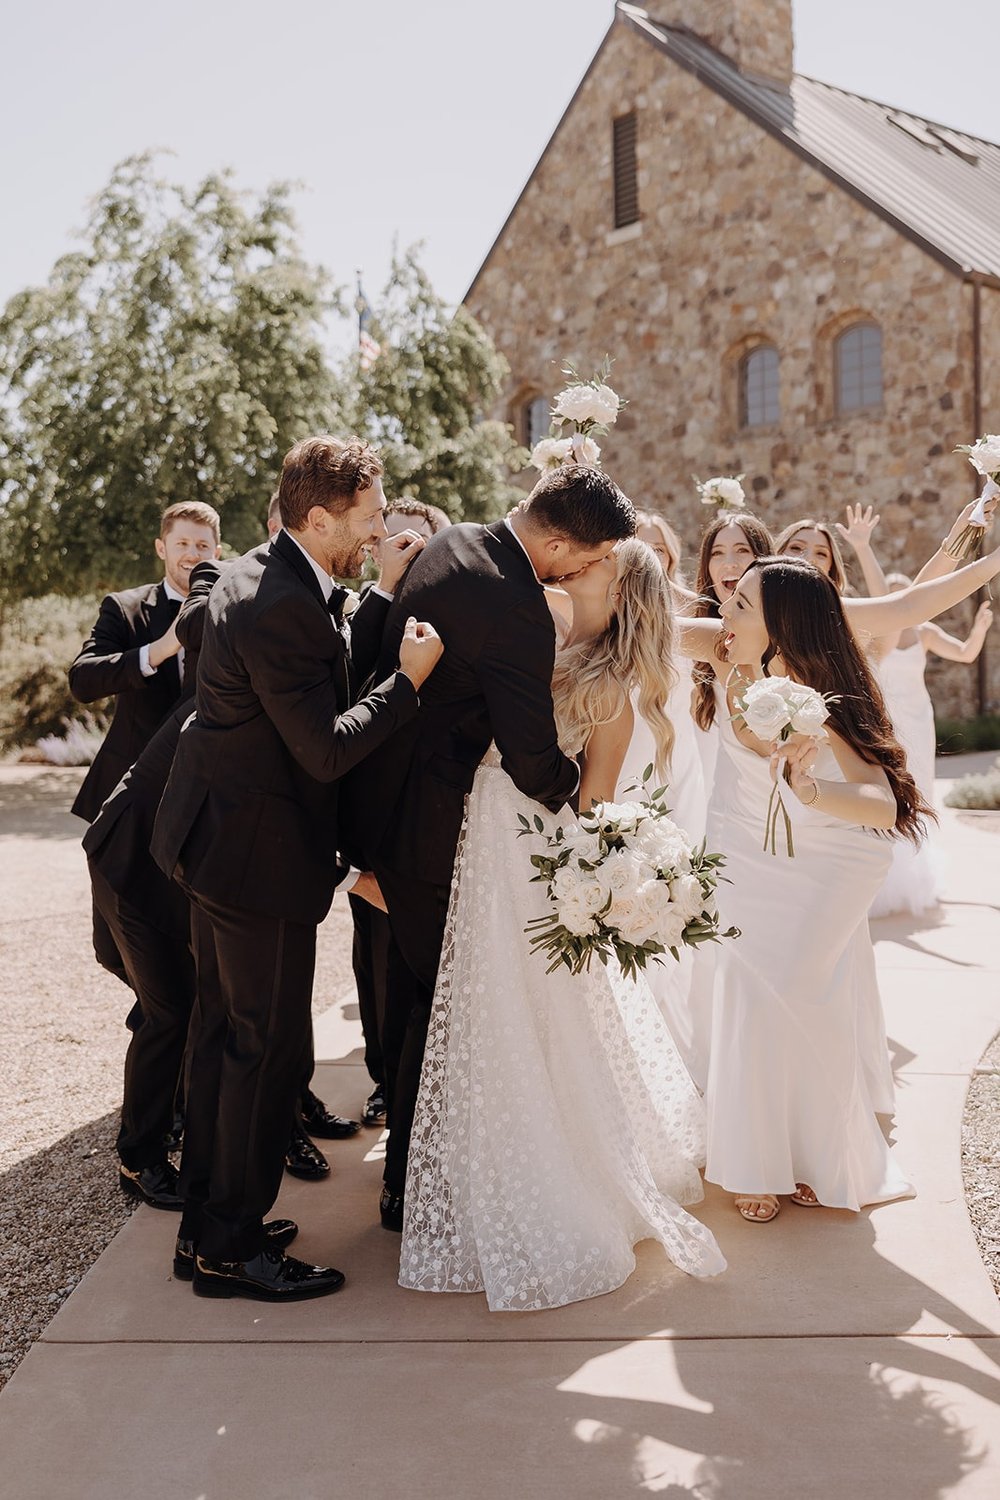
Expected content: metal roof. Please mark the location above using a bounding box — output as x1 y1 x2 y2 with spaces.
629 7 1000 284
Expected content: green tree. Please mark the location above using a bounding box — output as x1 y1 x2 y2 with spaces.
0 153 342 602
344 249 527 523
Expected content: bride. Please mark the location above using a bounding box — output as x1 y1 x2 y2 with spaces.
398 538 727 1311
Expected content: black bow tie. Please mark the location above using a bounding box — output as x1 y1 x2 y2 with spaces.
328 588 348 626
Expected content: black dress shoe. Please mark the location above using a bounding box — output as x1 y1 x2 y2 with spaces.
361 1087 387 1128
193 1247 346 1302
119 1161 184 1210
379 1186 404 1232
284 1123 330 1180
299 1089 361 1140
173 1219 298 1281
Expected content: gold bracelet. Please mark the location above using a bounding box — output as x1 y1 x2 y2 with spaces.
802 779 820 806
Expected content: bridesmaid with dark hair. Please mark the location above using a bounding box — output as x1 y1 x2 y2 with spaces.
676 542 1000 1223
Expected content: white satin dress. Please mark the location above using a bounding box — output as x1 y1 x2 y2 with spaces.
704 700 911 1208
871 642 939 919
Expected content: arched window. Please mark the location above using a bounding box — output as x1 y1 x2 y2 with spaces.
739 346 780 428
521 394 550 448
835 322 883 414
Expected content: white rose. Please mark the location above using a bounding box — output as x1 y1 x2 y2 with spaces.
700 475 745 508
788 696 830 736
577 875 608 915
741 687 792 741
969 435 1000 477
590 383 622 426
553 383 620 427
669 872 705 921
614 879 663 946
658 907 689 950
530 436 572 472
593 800 644 833
551 864 582 905
564 829 602 866
569 432 602 465
559 898 598 937
596 848 644 901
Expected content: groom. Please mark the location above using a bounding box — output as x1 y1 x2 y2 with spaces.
344 463 636 1228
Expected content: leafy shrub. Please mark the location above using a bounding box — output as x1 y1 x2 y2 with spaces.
0 594 109 751
944 759 1000 811
935 714 1000 755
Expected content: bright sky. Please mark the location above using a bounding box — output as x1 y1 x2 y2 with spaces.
2 0 996 333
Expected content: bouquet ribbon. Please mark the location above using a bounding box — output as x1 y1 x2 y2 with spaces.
970 477 999 528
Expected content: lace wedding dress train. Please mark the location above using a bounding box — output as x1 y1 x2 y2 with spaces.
399 752 726 1312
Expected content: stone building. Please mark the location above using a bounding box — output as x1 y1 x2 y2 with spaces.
466 0 1000 718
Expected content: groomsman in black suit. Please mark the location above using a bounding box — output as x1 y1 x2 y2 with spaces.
343 464 636 1229
153 435 442 1302
69 501 222 823
69 502 221 980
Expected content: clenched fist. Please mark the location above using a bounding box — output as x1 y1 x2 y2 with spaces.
398 617 443 691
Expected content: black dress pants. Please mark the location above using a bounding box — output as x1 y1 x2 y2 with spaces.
178 889 317 1261
374 865 451 1197
89 866 196 1171
348 893 391 1091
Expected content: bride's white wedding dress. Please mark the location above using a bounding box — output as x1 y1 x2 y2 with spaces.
399 746 726 1312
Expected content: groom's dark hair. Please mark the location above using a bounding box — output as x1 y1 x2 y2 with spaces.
521 464 636 545
279 435 383 530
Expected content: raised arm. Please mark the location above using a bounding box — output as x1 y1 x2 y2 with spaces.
835 505 889 597
677 616 725 661
479 600 580 814
247 593 421 785
69 594 160 703
912 499 999 585
921 602 993 663
844 543 1000 636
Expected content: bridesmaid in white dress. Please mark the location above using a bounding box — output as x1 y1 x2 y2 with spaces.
676 542 1000 1223
871 581 992 917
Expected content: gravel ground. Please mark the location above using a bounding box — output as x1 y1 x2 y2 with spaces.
1 766 997 1393
0 766 356 1391
962 1029 1000 1300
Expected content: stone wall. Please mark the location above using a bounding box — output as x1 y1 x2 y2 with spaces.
467 18 996 718
659 0 793 83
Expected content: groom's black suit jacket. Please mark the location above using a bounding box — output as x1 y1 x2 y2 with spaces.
69 582 186 824
343 519 579 888
151 529 418 926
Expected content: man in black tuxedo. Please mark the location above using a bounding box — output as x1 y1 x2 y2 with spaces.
153 435 442 1302
343 464 636 1229
69 502 222 980
69 501 222 823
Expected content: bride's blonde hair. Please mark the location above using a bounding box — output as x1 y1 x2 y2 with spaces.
551 539 676 779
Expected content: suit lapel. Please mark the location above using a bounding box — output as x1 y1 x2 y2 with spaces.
270 529 352 709
486 519 542 588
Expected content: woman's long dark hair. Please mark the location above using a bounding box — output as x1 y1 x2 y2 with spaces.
692 511 774 731
752 556 933 843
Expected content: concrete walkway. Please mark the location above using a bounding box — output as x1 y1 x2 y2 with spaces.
1 759 998 1498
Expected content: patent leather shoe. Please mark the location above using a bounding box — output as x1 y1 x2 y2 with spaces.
119 1160 184 1210
162 1111 184 1154
379 1186 404 1232
299 1088 360 1140
173 1218 298 1280
284 1123 330 1179
361 1087 387 1128
193 1247 346 1301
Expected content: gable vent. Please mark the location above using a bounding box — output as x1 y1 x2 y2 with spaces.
613 112 640 228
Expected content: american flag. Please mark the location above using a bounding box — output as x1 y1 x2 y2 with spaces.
356 276 381 371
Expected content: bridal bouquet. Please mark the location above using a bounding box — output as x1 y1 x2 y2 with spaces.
518 780 738 981
530 357 625 472
951 434 1000 560
694 473 745 510
732 676 836 857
